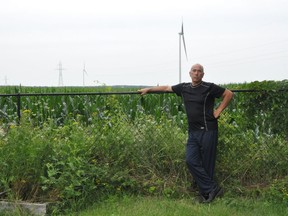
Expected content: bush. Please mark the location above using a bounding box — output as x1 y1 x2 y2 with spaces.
0 109 188 212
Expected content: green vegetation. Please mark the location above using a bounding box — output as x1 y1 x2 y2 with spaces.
1 196 287 216
78 195 288 216
0 80 287 215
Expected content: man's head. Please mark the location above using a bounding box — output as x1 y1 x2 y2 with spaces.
189 63 204 86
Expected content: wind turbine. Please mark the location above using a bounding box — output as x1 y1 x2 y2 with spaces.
4 76 8 85
83 62 88 86
178 22 188 83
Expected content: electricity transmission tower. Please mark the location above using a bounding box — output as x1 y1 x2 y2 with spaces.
56 61 64 86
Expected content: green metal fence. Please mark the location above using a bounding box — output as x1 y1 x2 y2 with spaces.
0 89 287 197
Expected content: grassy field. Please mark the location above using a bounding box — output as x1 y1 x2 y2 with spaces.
0 195 286 216
76 196 288 216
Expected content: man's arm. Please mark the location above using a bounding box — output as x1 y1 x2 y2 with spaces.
138 86 173 95
214 89 234 118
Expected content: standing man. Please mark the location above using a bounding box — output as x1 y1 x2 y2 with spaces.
138 63 233 203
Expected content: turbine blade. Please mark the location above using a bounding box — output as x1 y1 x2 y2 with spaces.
182 24 188 61
83 63 88 75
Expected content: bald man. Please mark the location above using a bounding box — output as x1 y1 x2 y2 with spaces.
138 63 233 203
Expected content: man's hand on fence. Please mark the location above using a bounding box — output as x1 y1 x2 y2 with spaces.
138 88 150 95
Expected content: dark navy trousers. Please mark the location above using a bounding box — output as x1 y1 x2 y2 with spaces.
186 130 218 194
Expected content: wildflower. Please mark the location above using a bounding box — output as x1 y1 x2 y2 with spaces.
23 109 31 114
9 123 16 129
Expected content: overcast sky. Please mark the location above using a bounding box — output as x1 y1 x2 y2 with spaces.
1 0 288 86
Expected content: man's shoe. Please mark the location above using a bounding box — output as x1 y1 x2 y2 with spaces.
202 186 224 203
197 193 209 203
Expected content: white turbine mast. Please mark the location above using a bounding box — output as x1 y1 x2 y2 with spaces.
179 21 188 83
83 62 88 86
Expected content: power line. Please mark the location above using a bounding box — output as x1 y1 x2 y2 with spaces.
205 50 288 67
194 39 288 59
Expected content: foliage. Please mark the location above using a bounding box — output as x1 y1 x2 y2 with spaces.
0 108 189 213
230 81 288 138
262 176 288 205
0 80 287 213
78 195 288 216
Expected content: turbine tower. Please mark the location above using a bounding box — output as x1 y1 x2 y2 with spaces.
178 21 188 83
83 62 88 86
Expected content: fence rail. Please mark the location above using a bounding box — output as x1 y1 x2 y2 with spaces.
1 89 287 123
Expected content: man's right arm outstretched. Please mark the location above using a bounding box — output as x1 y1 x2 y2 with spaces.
138 86 173 95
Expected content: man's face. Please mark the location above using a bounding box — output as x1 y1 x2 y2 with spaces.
189 65 204 84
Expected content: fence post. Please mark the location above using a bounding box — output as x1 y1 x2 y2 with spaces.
17 93 21 124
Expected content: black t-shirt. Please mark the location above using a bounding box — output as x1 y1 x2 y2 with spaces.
172 81 225 131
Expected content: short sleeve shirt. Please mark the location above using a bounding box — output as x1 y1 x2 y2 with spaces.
172 81 225 131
